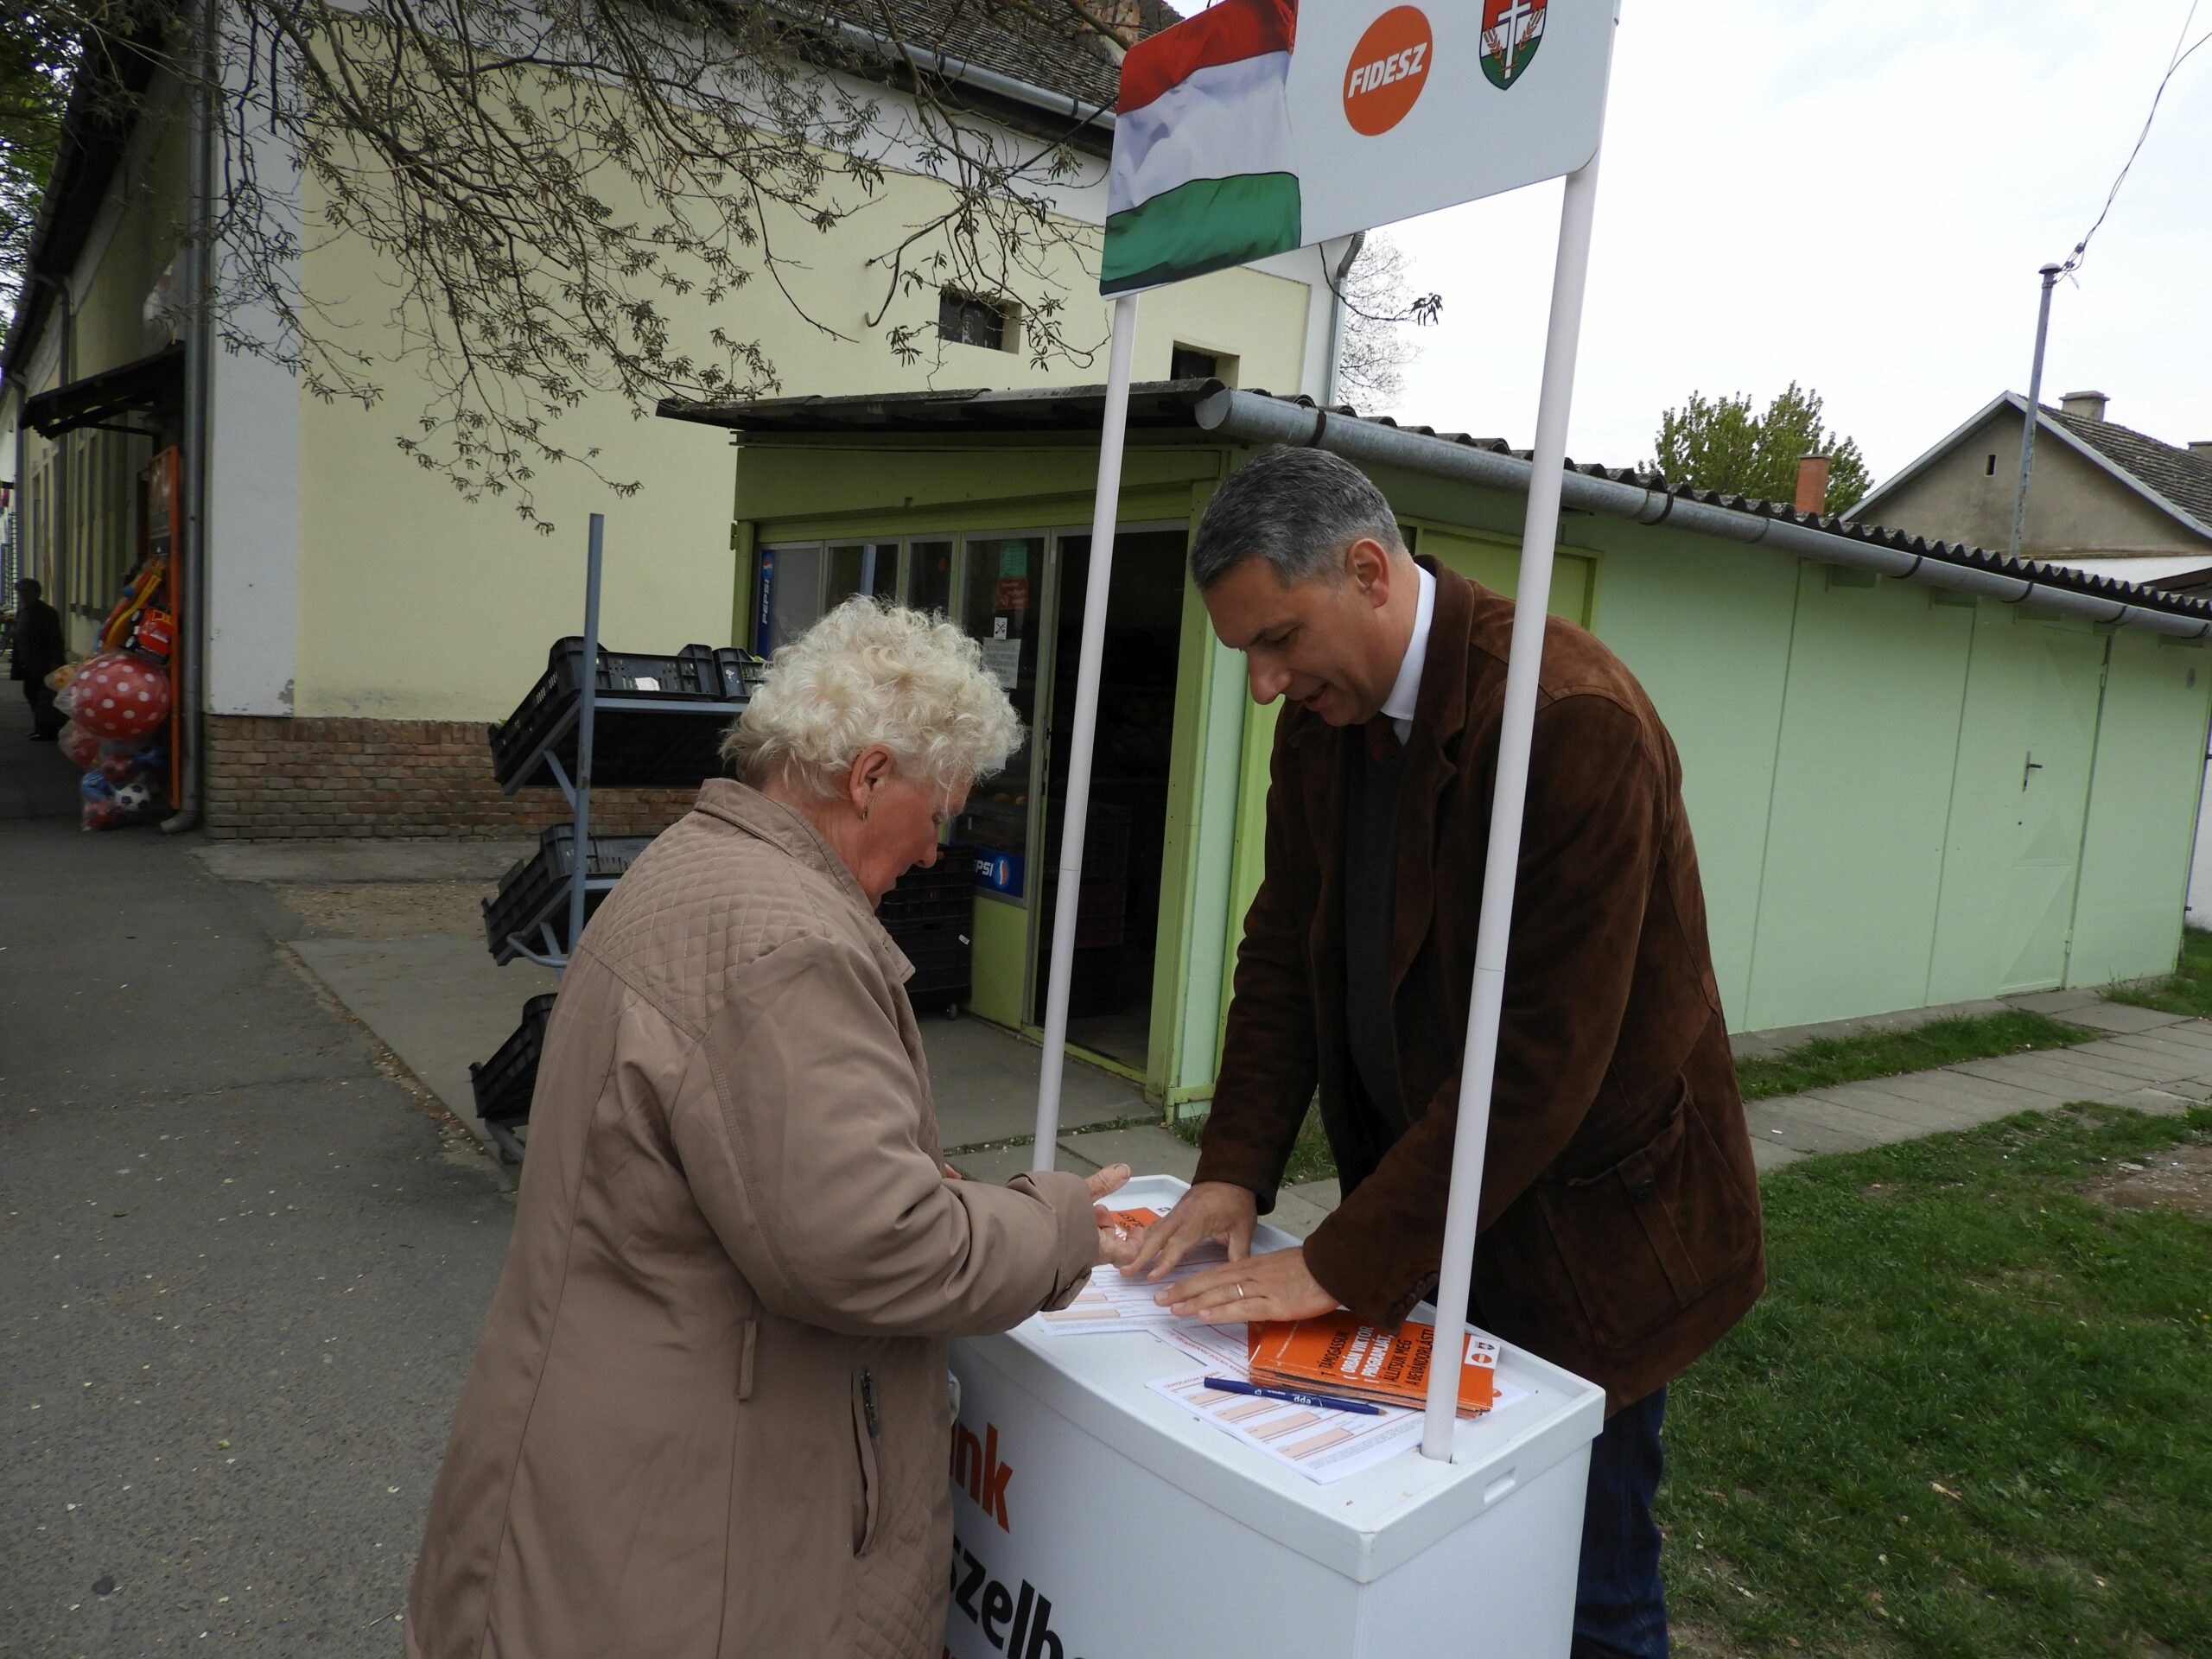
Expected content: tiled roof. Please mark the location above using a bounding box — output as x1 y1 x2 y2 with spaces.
2045 405 2212 535
660 378 2212 628
798 0 1181 112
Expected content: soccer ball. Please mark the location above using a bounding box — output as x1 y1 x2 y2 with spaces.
112 778 156 815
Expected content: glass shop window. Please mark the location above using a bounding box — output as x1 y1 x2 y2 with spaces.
826 541 900 609
905 538 954 620
957 536 1042 899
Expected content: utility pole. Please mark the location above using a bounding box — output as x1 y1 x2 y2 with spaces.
2007 262 2063 562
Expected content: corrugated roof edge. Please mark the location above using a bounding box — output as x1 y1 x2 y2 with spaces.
656 380 2212 634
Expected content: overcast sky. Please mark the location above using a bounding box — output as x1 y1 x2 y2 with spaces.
1168 0 2212 489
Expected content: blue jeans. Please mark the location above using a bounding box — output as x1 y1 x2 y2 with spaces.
1572 1385 1669 1659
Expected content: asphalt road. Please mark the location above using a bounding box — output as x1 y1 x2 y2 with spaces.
1 737 512 1656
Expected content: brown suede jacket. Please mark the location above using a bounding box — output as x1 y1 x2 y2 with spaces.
1194 559 1765 1411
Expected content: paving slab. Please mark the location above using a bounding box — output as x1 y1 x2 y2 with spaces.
1860 1071 2060 1128
1057 1124 1199 1185
1796 1079 1985 1136
1948 1055 2108 1103
1751 1140 1808 1173
2104 1086 2202 1117
1992 1049 2188 1102
2097 1031 2212 1076
1783 1090 1931 1144
2003 988 2113 1017
1742 1100 1887 1155
289 935 560 1148
1266 1186 1336 1240
194 838 532 886
924 1018 1148 1145
2063 1039 2202 1084
942 1139 1098 1184
2093 1028 2212 1064
2051 1001 2189 1035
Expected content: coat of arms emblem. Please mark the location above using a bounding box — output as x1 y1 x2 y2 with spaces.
1480 0 1546 89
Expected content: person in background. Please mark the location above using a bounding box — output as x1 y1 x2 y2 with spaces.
1130 447 1764 1659
10 578 67 739
407 599 1133 1659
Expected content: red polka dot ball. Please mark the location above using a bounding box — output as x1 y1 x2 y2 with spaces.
71 651 174 740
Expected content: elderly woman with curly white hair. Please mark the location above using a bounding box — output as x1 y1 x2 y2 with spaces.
407 601 1133 1659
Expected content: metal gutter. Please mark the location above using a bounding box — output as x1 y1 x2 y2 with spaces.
162 1 216 834
809 14 1116 134
1194 387 2212 640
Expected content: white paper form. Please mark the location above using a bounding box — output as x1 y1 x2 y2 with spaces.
1033 1235 1246 1336
1147 1367 1535 1486
1147 1370 1426 1484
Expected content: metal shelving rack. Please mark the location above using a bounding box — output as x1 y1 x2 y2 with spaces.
471 512 755 1161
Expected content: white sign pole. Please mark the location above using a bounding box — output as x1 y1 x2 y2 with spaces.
1420 141 1607 1460
1032 293 1141 1169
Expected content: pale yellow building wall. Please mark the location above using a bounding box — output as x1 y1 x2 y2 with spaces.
290 157 1312 721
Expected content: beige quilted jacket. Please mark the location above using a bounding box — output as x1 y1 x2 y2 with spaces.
405 781 1099 1659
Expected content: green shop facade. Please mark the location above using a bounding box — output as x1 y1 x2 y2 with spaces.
662 382 2212 1110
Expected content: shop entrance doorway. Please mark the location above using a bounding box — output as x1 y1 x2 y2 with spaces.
1029 528 1190 1071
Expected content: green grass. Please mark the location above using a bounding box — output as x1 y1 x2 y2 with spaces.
2106 925 2212 1020
1661 1103 2212 1658
1173 1010 2097 1185
1733 1010 2092 1102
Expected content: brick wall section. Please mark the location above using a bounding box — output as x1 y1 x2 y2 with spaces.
203 715 700 840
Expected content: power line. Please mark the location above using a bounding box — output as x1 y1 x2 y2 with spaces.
2063 1 2209 276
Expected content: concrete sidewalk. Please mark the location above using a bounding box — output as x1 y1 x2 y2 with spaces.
1744 987 2211 1170
1 734 514 1655
185 838 1351 1231
193 836 2212 1225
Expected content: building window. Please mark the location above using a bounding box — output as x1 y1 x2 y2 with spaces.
938 289 1016 352
1986 454 1998 476
1170 346 1216 379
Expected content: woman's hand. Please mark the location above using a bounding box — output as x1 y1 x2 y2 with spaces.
1085 1163 1141 1269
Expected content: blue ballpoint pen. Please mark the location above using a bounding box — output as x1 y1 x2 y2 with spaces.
1201 1376 1383 1415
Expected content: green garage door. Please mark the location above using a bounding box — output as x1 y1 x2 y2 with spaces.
1929 614 2107 1001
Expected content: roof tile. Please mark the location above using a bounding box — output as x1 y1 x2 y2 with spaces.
2046 405 2212 533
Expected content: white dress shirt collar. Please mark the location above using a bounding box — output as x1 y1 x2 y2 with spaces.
1382 562 1436 742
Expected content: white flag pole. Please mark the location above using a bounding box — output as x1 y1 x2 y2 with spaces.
1420 142 1607 1459
1032 292 1142 1169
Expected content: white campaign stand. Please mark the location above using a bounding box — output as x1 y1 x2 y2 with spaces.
951 8 1623 1654
945 1178 1607 1659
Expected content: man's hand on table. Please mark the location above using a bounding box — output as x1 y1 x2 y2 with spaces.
1158 1243 1335 1325
1123 1180 1337 1325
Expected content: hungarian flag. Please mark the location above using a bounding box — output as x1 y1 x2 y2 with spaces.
1102 0 1302 296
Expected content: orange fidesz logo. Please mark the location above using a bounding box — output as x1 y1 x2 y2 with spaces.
950 1419 1014 1532
1343 6 1433 137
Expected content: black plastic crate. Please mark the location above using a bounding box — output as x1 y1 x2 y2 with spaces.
1040 802 1129 883
879 847 976 931
489 638 763 791
883 850 972 1011
482 825 656 963
470 993 558 1158
907 970 971 1013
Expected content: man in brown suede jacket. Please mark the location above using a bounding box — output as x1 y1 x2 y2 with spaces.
1129 446 1764 1659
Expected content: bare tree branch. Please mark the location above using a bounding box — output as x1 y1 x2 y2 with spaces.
16 0 1140 527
